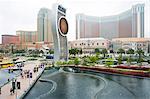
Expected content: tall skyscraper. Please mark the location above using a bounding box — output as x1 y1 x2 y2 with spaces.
37 8 53 43
76 4 145 40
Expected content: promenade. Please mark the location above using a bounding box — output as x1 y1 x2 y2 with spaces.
0 60 44 99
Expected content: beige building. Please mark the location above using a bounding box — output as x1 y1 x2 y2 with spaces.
19 42 53 50
69 38 111 53
16 30 37 49
112 38 150 53
16 30 37 43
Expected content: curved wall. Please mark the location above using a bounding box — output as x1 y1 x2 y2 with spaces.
76 4 144 40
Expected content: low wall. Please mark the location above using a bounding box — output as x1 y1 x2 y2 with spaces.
64 66 150 78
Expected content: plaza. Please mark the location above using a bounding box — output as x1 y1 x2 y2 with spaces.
0 1 150 99
0 57 44 99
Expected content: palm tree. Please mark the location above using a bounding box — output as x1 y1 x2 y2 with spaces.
136 49 144 65
69 48 79 56
101 48 108 58
94 48 100 54
40 50 44 54
79 49 83 55
126 48 134 65
89 56 98 64
117 48 125 65
118 54 122 65
74 57 80 66
49 50 54 54
117 48 125 56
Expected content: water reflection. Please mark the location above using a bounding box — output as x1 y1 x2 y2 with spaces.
0 69 21 87
24 69 150 99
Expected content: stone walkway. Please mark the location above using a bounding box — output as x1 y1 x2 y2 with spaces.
0 60 44 99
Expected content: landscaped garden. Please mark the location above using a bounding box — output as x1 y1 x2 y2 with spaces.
54 48 150 77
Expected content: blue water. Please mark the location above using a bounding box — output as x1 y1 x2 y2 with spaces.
24 67 150 99
0 69 21 87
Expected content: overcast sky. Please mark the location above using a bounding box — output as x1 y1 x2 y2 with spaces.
0 0 149 43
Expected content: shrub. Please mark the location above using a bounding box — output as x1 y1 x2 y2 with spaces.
67 60 74 65
74 57 80 65
56 61 63 66
105 61 112 68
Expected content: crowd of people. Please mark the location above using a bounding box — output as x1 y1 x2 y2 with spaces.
0 62 45 96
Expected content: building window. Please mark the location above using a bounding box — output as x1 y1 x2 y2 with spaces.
75 43 77 46
88 43 90 46
102 43 104 45
92 43 94 45
97 43 99 45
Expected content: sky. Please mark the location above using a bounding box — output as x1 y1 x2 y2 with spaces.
0 0 149 43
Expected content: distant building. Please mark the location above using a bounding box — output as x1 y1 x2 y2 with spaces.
112 38 150 53
69 38 111 54
1 35 19 52
2 35 19 45
16 30 37 49
16 30 37 43
21 42 53 51
37 8 53 43
76 4 144 40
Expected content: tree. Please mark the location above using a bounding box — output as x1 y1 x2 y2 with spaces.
0 49 4 53
126 48 134 65
40 50 44 54
28 49 33 54
74 57 80 66
117 48 125 55
101 48 108 58
117 48 125 62
89 56 98 64
79 49 83 55
118 54 122 65
35 50 40 54
49 50 54 54
126 48 134 55
94 48 100 54
109 50 114 53
136 49 144 65
69 48 79 56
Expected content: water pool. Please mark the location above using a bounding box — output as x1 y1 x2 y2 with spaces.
23 67 150 99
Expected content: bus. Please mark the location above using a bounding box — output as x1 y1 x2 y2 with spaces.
99 59 118 65
0 62 14 68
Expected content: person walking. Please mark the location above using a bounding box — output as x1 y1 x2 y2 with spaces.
0 87 1 94
21 72 23 78
10 88 12 95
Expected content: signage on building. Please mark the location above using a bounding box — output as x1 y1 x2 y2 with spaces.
58 16 68 36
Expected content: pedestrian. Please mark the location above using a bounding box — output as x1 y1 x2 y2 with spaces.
21 72 24 78
12 88 15 94
8 69 10 73
33 67 36 73
10 88 13 95
0 87 1 94
37 67 38 72
52 61 54 67
12 80 16 94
